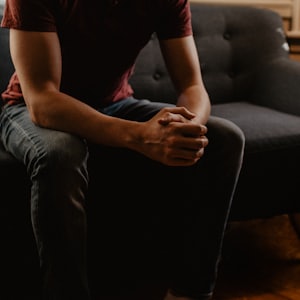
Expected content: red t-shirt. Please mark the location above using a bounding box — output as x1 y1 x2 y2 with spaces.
1 0 192 107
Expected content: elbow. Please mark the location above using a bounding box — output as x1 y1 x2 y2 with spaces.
26 101 50 128
24 90 56 128
28 110 44 128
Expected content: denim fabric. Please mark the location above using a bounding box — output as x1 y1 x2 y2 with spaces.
0 98 244 300
1 103 90 299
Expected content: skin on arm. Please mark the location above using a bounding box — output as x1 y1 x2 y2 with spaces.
159 35 211 126
8 29 142 148
9 29 207 166
158 35 210 156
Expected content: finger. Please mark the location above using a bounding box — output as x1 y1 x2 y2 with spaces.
171 147 205 161
175 123 208 137
176 136 209 150
158 113 186 125
161 106 196 120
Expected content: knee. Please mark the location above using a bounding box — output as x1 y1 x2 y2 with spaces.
206 116 245 160
207 116 245 148
30 131 88 178
46 132 88 167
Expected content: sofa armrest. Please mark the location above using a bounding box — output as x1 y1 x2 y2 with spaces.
252 57 300 116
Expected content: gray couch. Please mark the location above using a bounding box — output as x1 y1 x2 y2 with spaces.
1 3 300 299
130 4 300 220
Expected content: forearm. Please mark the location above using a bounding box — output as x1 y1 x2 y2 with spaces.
26 91 141 148
176 84 211 125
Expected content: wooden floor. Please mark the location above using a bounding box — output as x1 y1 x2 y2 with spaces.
213 215 300 300
98 215 300 300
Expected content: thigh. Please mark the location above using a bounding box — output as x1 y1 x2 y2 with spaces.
0 103 88 171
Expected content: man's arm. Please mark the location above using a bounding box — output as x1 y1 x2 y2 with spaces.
9 29 207 166
159 35 211 125
9 29 144 148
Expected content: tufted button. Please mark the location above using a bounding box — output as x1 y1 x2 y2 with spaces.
223 32 231 40
153 73 161 80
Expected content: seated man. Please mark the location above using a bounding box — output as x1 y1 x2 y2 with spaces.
0 0 244 299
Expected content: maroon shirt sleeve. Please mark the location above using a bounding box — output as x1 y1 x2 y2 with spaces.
1 0 58 104
1 0 57 31
156 0 192 40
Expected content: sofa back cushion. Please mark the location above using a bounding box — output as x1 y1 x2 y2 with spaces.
130 3 290 105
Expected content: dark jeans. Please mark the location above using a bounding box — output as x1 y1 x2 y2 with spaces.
0 98 244 300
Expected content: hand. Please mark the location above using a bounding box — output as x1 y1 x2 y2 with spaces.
137 107 209 166
158 106 196 125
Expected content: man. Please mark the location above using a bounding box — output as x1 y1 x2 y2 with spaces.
0 0 244 299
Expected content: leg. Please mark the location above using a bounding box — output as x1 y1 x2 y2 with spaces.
163 116 245 300
1 104 91 300
99 100 244 300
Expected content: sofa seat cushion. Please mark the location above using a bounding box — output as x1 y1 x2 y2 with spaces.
212 101 300 154
211 101 300 220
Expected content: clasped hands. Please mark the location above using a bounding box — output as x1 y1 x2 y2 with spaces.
140 106 209 166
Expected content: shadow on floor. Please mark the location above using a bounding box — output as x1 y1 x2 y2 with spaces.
93 215 300 300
